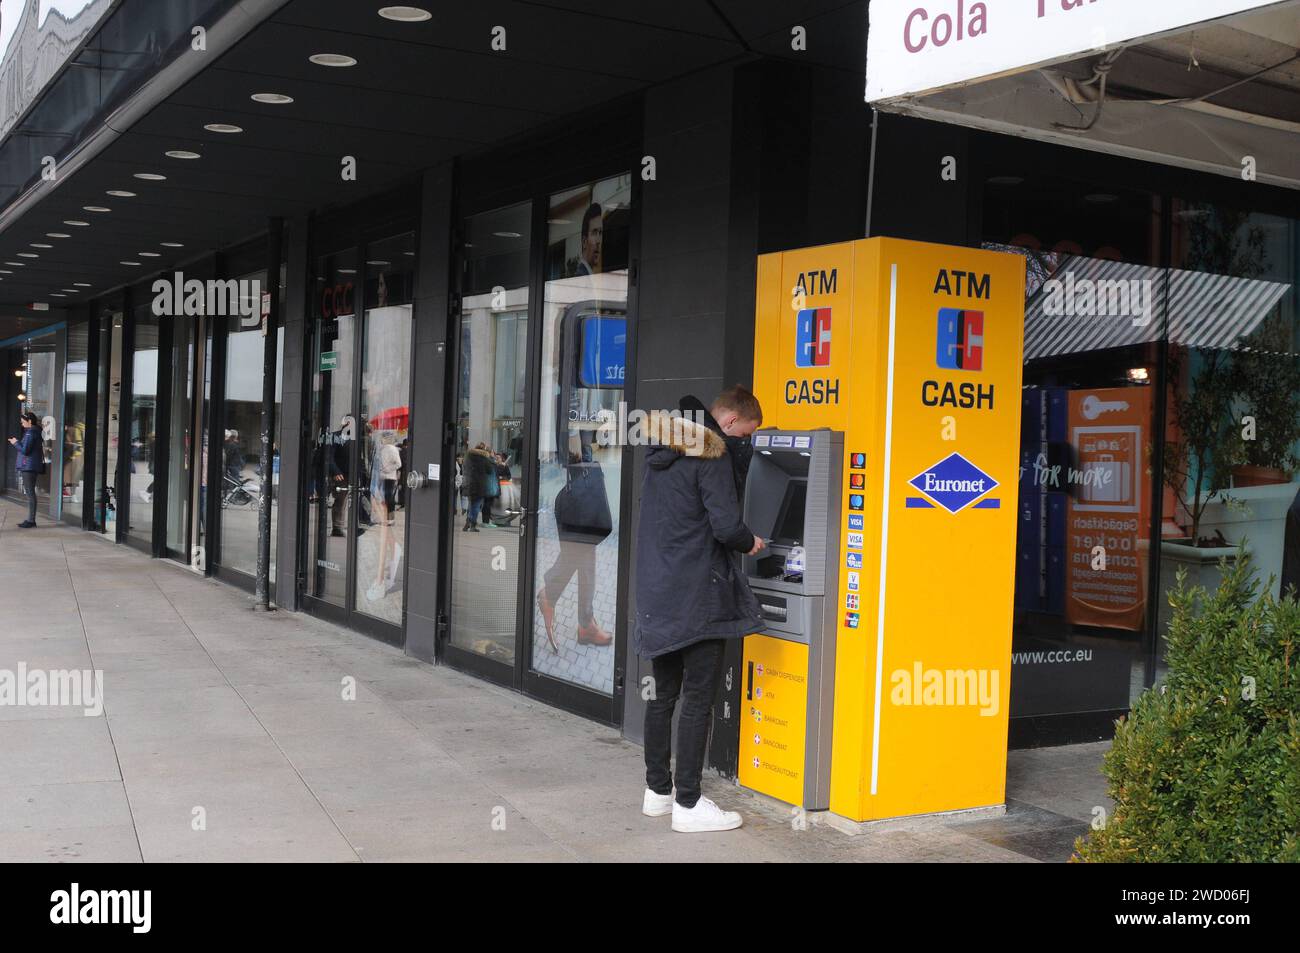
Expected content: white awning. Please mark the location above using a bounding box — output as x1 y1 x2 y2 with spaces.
1022 254 1293 361
866 1 1300 189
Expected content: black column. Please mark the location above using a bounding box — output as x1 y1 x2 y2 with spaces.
255 217 284 609
404 162 454 664
274 216 310 610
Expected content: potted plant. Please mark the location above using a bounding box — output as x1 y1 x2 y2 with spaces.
1228 310 1300 487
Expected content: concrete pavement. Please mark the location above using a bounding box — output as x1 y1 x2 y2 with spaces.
0 498 1111 862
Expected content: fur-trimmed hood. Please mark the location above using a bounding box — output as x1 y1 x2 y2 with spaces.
645 411 727 469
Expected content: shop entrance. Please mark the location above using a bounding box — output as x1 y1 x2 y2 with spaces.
444 173 633 722
303 228 416 643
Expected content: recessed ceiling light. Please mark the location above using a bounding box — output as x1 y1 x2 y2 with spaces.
50 293 66 298
338 268 357 275
61 289 78 293
160 242 184 248
5 262 24 267
30 243 52 249
73 282 92 287
138 252 161 258
204 123 243 134
120 261 142 266
17 253 38 258
165 150 201 160
106 190 136 198
64 220 90 226
309 53 357 67
493 231 522 239
379 6 432 22
83 206 111 213
0 270 12 275
251 93 294 105
134 173 167 181
367 260 391 266
46 233 70 239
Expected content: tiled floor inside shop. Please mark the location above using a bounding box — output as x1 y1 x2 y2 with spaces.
0 498 1112 862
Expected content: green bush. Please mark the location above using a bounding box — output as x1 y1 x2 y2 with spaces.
1073 552 1300 862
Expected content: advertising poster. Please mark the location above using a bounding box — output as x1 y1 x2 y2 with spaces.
1065 387 1153 631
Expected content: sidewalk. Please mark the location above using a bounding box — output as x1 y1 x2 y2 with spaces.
0 499 1111 862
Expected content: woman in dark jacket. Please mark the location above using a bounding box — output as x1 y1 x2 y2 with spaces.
8 411 45 528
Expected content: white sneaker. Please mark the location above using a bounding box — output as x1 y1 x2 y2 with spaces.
671 795 743 833
642 788 674 817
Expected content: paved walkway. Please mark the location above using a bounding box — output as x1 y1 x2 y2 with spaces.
0 499 1111 862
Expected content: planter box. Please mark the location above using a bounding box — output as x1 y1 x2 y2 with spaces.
1157 541 1242 642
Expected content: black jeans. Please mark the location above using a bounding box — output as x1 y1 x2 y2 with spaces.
20 471 37 522
644 638 725 809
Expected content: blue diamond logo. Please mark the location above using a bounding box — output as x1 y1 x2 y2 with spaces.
908 452 998 514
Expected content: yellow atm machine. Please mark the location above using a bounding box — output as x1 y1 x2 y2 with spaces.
740 237 1025 823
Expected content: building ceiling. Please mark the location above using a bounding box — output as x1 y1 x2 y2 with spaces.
0 0 867 319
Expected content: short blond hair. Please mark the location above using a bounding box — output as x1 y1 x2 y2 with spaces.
712 385 762 426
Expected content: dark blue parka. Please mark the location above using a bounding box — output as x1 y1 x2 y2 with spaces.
14 428 44 474
633 412 766 659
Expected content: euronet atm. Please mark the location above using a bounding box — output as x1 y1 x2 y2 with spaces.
738 237 1026 824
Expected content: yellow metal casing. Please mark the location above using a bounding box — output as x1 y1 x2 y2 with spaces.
738 635 809 807
751 237 1025 822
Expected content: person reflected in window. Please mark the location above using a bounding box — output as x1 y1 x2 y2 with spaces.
576 203 603 277
537 430 612 652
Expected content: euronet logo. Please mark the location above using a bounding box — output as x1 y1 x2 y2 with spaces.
152 271 263 323
0 664 102 716
50 884 151 934
1040 271 1155 328
890 662 1000 716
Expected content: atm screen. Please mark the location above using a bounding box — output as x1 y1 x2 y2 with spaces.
772 479 807 545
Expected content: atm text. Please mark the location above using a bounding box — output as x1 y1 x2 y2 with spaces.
786 379 840 405
922 379 994 410
934 269 990 299
794 269 837 296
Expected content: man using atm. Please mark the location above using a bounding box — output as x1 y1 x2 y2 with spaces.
634 387 768 833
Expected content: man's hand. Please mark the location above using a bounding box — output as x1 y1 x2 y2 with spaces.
747 536 767 556
6 437 16 446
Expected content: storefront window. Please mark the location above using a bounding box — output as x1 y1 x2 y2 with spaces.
1162 202 1299 677
530 174 632 695
449 203 531 663
95 307 124 537
126 304 160 544
217 270 269 576
63 323 89 521
166 309 194 557
354 232 414 623
984 174 1164 731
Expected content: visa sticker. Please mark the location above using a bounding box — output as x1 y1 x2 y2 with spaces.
847 531 863 549
848 514 864 531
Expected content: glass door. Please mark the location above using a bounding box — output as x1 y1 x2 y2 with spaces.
445 202 533 679
445 174 632 721
526 176 632 704
94 305 124 538
303 230 415 640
